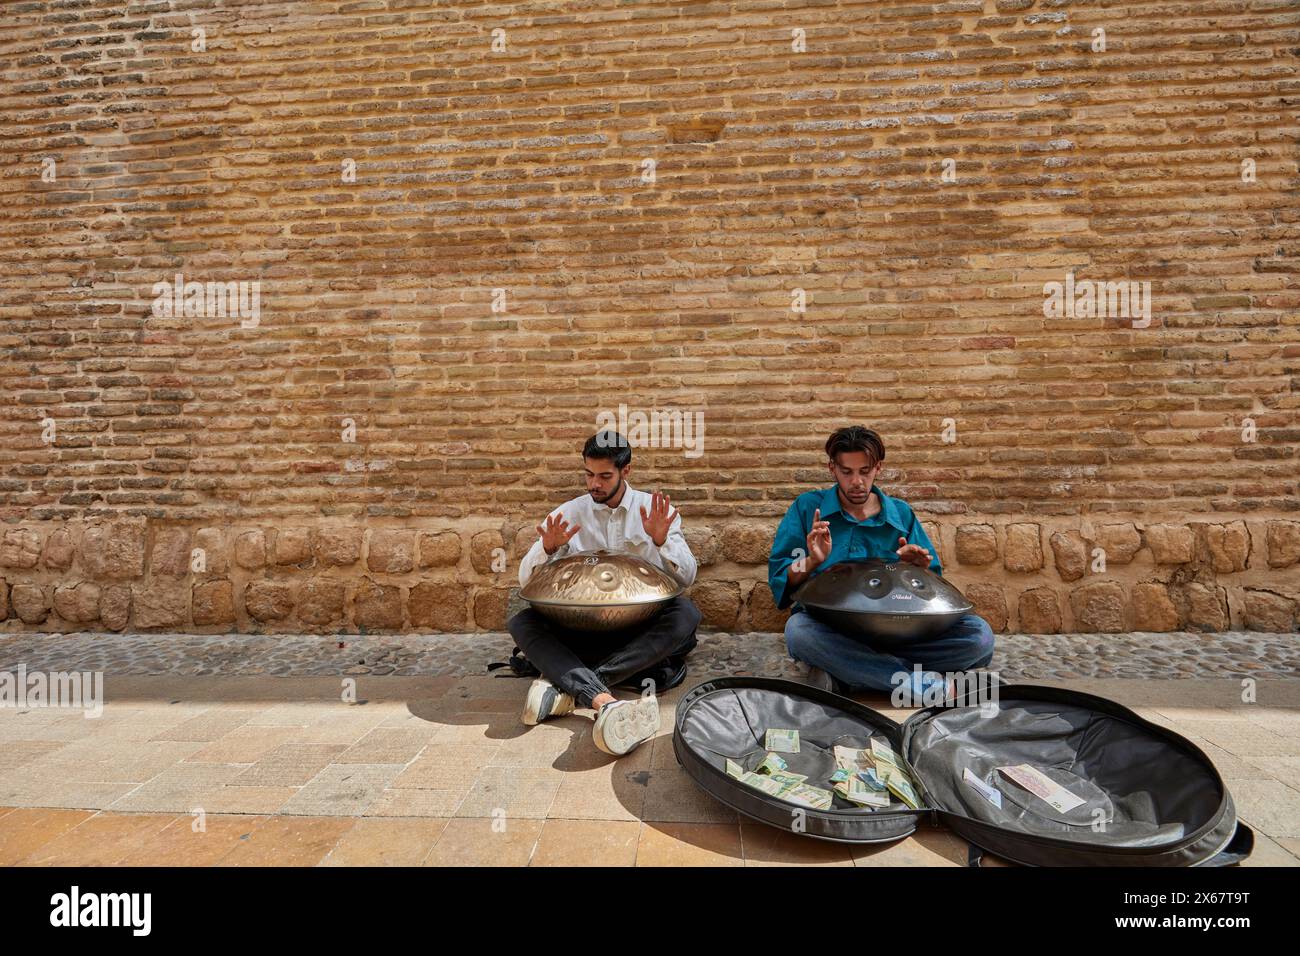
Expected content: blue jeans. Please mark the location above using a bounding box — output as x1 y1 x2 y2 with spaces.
784 610 995 696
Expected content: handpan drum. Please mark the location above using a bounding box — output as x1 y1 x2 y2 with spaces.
520 549 683 631
792 559 973 647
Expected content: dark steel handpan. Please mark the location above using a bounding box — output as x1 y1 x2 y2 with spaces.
792 559 973 647
520 549 683 631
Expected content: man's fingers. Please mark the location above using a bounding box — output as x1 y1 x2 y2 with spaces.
666 508 679 527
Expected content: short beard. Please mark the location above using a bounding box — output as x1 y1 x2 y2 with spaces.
839 484 871 504
591 476 623 505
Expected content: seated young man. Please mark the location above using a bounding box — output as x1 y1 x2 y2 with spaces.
509 430 702 756
768 425 994 702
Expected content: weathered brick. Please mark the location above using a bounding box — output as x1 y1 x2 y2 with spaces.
368 530 416 574
1175 583 1229 632
151 527 191 577
965 582 1007 633
274 528 314 567
469 530 505 575
419 532 462 568
410 582 469 631
53 581 100 624
955 525 998 566
11 583 49 624
1003 523 1043 573
193 529 229 575
354 579 402 629
685 525 720 568
133 583 188 629
473 588 509 630
1132 582 1179 632
1265 521 1300 569
0 528 42 570
1017 587 1061 634
1049 531 1087 582
192 580 235 626
1243 590 1295 633
1202 521 1250 574
691 580 741 629
1070 582 1126 633
745 582 788 631
234 530 268 571
316 528 363 568
244 581 294 623
41 528 75 571
81 523 146 579
299 578 346 627
721 523 771 565
1094 523 1141 566
1145 524 1195 565
99 585 130 631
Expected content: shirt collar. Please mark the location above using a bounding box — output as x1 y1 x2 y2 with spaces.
818 484 909 535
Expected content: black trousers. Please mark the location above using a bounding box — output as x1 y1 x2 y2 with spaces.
507 596 702 709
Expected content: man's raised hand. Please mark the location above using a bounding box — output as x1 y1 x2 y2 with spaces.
538 513 581 555
639 491 679 548
805 508 832 570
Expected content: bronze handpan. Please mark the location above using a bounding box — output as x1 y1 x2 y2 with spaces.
520 549 683 631
792 559 973 646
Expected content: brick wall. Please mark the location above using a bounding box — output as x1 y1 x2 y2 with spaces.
1 1 1297 635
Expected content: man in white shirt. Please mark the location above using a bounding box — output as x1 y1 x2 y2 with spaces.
509 431 702 756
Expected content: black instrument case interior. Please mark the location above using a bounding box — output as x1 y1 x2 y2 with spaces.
673 677 1253 866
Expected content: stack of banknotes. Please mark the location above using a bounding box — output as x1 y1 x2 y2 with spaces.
724 731 922 812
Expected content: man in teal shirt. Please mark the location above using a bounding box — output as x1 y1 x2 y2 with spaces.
768 425 994 700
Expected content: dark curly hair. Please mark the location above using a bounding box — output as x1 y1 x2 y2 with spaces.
825 425 885 468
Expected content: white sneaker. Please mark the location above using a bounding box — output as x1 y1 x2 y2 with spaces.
592 696 660 756
521 678 576 726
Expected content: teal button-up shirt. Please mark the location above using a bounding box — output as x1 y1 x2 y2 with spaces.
767 485 942 610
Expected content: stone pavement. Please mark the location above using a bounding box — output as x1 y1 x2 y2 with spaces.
0 630 1297 866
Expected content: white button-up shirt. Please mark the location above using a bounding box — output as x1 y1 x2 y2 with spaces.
519 484 698 588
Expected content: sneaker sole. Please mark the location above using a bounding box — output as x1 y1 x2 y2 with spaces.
521 681 554 726
593 697 660 756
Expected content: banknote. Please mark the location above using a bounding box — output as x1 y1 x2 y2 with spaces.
755 752 789 775
832 745 875 773
870 738 904 770
847 773 892 808
739 771 787 796
855 768 887 792
882 771 922 809
765 729 800 753
782 783 833 810
725 758 745 779
767 770 809 789
996 765 1084 813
